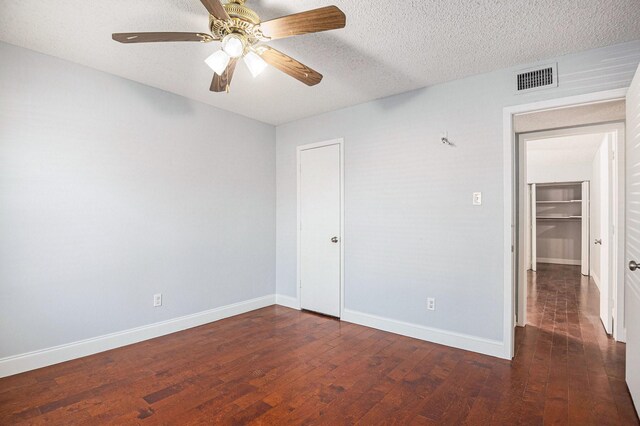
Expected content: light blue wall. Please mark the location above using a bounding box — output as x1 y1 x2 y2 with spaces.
2 38 639 360
275 40 640 342
0 42 276 358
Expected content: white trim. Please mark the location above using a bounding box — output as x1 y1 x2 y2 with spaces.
582 181 591 276
518 123 624 336
516 135 529 327
503 88 628 359
611 125 626 343
503 106 517 359
0 295 276 378
537 258 582 266
593 272 601 290
341 309 507 359
296 138 345 316
275 294 301 310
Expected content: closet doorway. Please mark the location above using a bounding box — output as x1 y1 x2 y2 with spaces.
516 122 625 338
528 181 589 274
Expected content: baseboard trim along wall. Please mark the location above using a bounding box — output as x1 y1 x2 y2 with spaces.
341 308 508 359
538 258 582 266
1 295 509 378
0 295 276 378
592 273 601 290
275 294 300 310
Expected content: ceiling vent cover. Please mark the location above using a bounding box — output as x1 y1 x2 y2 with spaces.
515 63 558 93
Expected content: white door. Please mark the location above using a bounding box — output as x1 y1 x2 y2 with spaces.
599 136 613 334
626 64 640 410
581 181 590 276
299 143 342 317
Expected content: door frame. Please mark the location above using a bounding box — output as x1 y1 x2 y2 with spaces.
296 138 345 317
611 126 626 342
503 88 628 358
525 184 533 272
516 123 624 334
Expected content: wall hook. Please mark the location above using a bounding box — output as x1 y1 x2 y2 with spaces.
441 136 454 146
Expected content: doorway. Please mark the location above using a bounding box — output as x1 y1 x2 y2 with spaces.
502 89 628 359
297 139 344 317
517 123 624 338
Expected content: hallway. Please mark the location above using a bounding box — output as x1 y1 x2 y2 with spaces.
518 263 638 424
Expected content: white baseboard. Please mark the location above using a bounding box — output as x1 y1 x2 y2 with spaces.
341 309 508 360
1 296 510 378
592 272 601 290
538 257 581 266
275 294 300 310
0 295 276 378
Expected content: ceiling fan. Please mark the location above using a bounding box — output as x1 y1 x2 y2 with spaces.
112 0 346 93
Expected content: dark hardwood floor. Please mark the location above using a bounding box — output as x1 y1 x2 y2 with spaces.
1 264 638 424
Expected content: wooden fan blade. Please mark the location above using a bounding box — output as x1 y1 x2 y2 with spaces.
200 0 230 21
112 32 213 43
259 6 346 40
259 47 322 86
210 58 239 92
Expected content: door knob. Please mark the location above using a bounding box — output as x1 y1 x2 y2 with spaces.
630 261 639 271
331 236 339 243
594 239 602 245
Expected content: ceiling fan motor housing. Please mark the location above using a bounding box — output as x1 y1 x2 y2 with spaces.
209 0 267 46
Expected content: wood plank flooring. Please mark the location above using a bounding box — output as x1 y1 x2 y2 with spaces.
1 264 638 424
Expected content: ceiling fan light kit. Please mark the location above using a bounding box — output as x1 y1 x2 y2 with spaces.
205 49 231 75
112 0 346 93
221 33 246 58
244 51 268 77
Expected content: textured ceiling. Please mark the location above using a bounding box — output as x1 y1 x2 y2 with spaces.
1 0 640 125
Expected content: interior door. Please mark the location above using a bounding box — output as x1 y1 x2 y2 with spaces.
299 143 341 317
625 63 640 411
599 136 613 334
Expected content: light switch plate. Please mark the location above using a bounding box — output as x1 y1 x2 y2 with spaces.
473 192 482 206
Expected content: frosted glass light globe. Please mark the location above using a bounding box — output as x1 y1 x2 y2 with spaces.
222 34 245 58
244 51 267 77
205 49 230 75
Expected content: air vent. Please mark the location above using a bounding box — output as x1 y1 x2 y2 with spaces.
515 63 558 93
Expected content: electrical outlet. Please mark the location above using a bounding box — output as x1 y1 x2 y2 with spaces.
427 298 436 311
153 293 162 307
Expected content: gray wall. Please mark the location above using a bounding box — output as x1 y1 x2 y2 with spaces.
275 40 640 342
0 42 276 358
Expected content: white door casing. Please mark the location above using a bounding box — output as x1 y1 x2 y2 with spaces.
298 140 343 317
504 88 628 361
625 63 640 411
525 185 532 271
599 135 613 334
517 138 528 326
581 182 590 276
531 184 537 272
